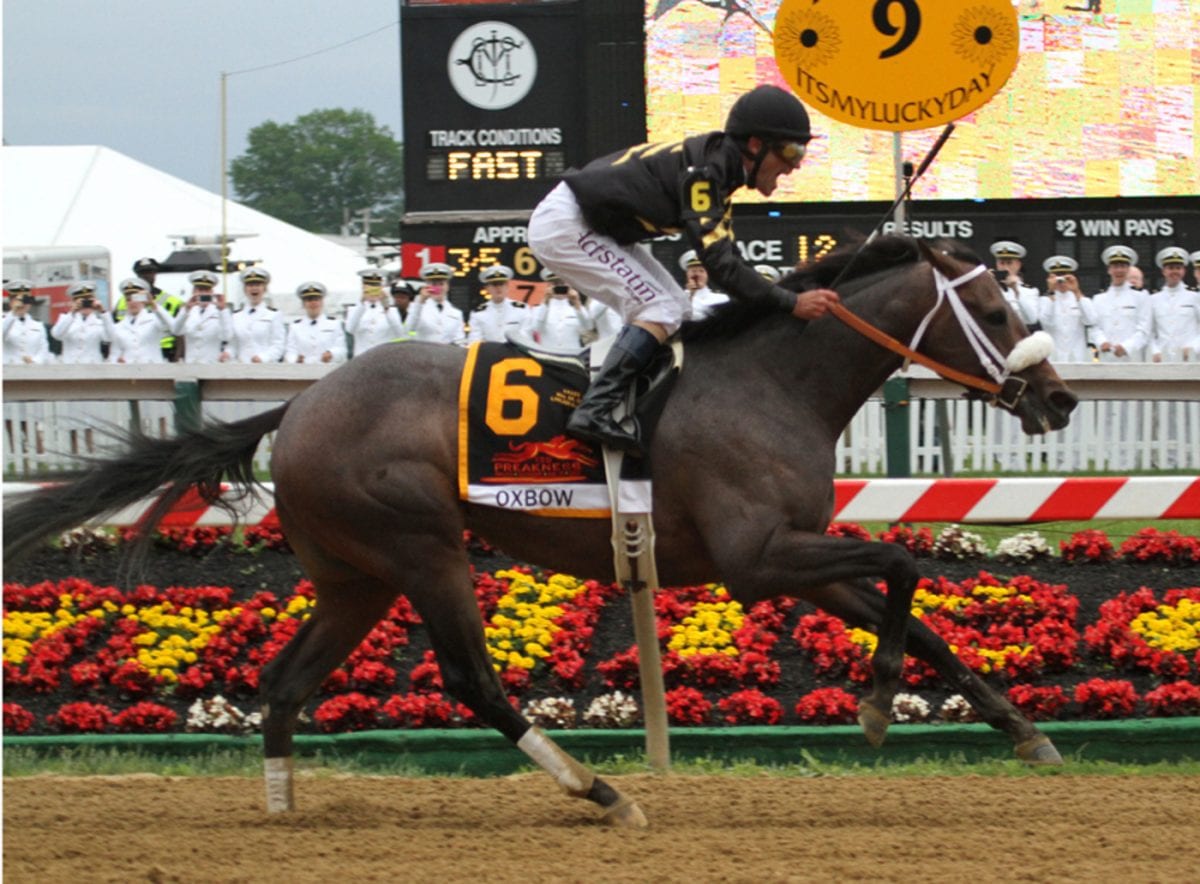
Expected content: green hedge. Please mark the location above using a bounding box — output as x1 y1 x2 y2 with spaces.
7 718 1198 774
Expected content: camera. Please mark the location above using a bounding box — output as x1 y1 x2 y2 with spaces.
198 294 213 303
80 298 95 309
989 268 1007 282
552 284 570 295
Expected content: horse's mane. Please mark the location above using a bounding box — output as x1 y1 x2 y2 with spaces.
680 234 981 343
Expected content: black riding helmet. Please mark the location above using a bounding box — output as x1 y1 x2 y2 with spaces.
725 85 815 189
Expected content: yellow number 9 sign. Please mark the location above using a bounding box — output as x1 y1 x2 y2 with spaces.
774 0 1019 131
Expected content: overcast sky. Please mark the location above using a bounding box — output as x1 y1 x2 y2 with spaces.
3 1 403 194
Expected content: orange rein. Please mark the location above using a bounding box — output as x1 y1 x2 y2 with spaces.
826 301 1002 398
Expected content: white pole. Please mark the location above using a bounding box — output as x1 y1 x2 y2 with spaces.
220 72 229 293
892 132 906 233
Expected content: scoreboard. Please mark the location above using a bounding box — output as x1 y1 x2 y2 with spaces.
401 3 586 214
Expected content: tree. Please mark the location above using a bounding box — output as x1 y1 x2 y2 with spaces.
230 108 404 234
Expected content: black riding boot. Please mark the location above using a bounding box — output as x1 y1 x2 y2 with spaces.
566 325 662 455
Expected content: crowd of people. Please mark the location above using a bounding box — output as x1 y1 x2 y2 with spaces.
5 243 1199 371
1 257 625 365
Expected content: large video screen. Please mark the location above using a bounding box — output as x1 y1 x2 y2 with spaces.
646 0 1199 203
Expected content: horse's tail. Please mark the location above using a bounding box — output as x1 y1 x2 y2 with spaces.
3 403 290 569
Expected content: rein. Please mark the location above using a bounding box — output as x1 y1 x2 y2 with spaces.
827 263 1032 409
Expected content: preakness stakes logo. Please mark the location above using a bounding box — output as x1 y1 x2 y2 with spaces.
448 21 537 111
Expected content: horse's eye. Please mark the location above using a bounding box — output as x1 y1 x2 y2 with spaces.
984 310 1007 326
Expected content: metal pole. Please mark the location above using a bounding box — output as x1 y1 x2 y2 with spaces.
892 132 906 234
220 72 229 294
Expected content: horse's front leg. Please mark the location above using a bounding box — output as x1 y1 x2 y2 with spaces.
730 529 920 748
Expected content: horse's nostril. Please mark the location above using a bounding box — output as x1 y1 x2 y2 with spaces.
1050 390 1079 415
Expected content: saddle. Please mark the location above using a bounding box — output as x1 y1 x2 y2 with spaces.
502 330 682 444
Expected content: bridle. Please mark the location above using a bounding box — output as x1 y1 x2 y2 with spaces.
827 262 1040 410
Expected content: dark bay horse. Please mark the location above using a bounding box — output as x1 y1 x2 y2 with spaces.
4 236 1077 826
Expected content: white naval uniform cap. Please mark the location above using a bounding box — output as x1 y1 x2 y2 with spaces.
1155 247 1188 269
989 240 1026 260
1100 245 1137 266
1042 255 1078 274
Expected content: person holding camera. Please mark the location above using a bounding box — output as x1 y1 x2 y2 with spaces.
390 279 417 328
3 280 51 364
1037 256 1096 362
467 265 526 344
988 241 1040 329
528 84 839 453
51 281 114 363
121 257 185 361
175 270 232 364
286 282 347 364
223 267 285 363
525 268 597 350
346 267 404 355
679 249 728 320
403 263 466 345
109 278 175 363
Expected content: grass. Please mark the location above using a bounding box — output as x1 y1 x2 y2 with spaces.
854 518 1199 548
5 744 1197 779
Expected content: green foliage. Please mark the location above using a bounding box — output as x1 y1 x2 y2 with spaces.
230 108 404 234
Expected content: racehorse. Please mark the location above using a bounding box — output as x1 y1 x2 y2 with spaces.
4 235 1077 827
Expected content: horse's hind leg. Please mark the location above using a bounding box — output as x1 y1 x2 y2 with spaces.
809 579 1063 764
411 555 647 827
258 576 398 812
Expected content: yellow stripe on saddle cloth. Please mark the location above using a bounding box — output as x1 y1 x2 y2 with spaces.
457 342 611 518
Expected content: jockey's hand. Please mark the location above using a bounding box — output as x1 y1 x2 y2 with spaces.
792 288 839 320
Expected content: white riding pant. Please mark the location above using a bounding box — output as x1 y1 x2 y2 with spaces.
528 182 691 336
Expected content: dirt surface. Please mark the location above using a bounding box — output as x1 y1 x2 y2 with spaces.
5 773 1198 883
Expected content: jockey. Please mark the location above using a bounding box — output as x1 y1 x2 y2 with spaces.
529 84 839 455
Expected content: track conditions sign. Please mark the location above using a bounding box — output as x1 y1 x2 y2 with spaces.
774 0 1020 131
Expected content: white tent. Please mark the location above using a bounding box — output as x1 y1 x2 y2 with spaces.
2 145 367 315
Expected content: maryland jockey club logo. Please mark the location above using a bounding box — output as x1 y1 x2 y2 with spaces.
483 435 598 484
448 21 538 111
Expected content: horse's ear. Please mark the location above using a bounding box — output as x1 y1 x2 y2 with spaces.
916 239 954 275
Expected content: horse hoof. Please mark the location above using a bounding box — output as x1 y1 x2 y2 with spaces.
1015 734 1064 765
601 797 648 829
858 700 890 748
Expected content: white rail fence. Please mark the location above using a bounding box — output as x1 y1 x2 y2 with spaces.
3 364 1198 477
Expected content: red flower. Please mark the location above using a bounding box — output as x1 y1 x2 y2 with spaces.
1143 681 1200 717
1060 530 1115 563
48 701 114 733
718 689 783 725
113 701 178 733
313 693 380 732
380 692 457 728
1073 678 1138 719
664 686 712 725
1006 684 1068 720
794 688 858 724
3 702 35 734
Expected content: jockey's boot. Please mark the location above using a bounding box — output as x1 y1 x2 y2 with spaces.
566 324 661 456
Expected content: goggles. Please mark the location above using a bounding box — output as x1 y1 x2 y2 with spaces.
771 140 807 168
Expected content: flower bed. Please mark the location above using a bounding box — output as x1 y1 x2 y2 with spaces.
3 525 1199 734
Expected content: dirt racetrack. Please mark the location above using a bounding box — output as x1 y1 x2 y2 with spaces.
5 772 1199 883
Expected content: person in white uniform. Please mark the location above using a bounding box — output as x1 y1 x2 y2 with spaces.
404 263 466 345
3 280 51 364
524 269 597 350
346 267 403 356
467 264 527 344
51 281 114 364
678 250 728 320
1147 247 1198 467
1090 245 1152 469
1037 256 1095 362
175 270 232 364
988 240 1041 328
285 282 347 364
223 267 285 363
109 279 175 364
1037 256 1096 470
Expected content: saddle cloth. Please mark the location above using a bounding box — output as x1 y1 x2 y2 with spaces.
457 342 610 517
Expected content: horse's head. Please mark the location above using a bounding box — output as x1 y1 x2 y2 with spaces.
908 240 1077 434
